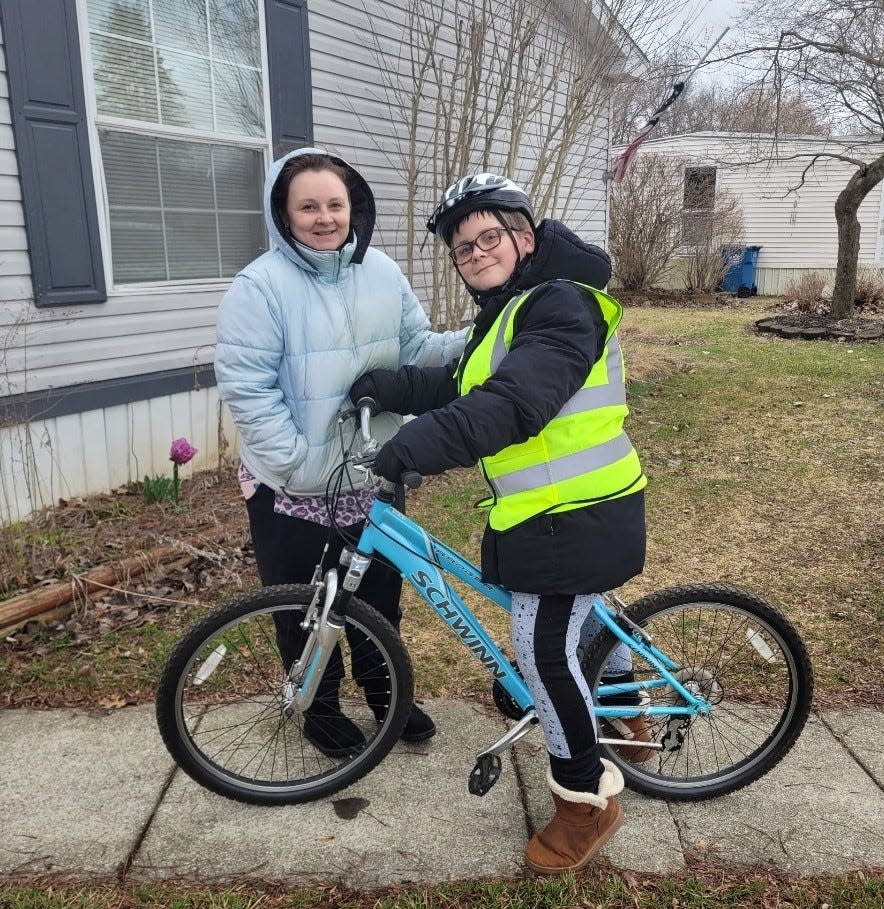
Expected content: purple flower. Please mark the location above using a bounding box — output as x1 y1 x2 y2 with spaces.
169 437 198 465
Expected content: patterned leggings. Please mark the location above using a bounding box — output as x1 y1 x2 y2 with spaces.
511 591 632 789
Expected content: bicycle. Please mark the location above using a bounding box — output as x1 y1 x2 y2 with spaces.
156 401 814 806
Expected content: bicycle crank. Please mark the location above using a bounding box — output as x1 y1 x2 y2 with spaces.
468 708 538 796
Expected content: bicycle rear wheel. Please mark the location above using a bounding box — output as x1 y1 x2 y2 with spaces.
156 584 413 805
582 584 813 800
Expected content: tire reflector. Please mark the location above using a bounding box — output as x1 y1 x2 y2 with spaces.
746 628 775 662
194 644 227 684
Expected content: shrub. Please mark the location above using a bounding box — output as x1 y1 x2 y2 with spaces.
609 154 684 291
782 272 828 312
854 267 884 309
682 190 744 294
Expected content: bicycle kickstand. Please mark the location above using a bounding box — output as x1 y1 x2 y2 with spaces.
469 709 539 796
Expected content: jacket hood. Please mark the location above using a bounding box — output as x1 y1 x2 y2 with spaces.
264 147 376 266
471 219 612 311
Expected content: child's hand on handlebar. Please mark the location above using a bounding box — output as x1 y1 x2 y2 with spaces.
372 439 408 483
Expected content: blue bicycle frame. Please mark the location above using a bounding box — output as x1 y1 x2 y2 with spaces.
352 495 712 721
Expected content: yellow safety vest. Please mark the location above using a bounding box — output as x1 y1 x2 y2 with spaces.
457 281 646 531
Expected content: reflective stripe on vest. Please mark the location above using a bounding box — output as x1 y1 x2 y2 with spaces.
490 431 635 498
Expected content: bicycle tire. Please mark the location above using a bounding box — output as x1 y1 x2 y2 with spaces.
156 584 413 805
582 583 813 801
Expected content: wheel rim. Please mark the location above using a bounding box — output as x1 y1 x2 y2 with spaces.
590 600 801 792
172 604 401 796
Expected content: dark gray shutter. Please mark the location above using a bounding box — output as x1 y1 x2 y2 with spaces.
1 0 106 306
264 0 313 158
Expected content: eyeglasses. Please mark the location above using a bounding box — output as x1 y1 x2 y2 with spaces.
449 227 507 265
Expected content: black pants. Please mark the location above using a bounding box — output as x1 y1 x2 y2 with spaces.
245 484 403 697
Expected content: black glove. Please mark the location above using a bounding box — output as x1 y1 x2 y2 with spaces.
349 370 404 413
373 439 407 483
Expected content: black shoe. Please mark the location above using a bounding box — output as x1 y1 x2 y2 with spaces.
401 704 436 742
303 706 367 758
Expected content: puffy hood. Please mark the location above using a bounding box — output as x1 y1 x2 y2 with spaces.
264 146 376 265
470 219 612 314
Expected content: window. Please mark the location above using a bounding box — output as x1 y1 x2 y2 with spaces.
84 0 269 284
682 166 716 246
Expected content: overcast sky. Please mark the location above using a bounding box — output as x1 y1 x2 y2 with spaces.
667 0 754 85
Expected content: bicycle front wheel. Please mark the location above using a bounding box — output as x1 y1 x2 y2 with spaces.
156 585 413 805
582 584 813 800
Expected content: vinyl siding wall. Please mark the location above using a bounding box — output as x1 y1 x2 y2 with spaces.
0 1 613 522
624 133 884 295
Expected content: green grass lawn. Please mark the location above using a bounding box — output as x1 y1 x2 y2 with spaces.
399 300 883 707
1 300 881 709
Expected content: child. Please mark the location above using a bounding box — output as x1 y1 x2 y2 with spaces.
350 173 648 874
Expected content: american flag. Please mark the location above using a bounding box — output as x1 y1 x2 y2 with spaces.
610 28 729 184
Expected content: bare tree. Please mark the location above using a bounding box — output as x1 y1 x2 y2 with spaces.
361 0 684 327
611 43 827 145
729 0 884 318
609 154 684 290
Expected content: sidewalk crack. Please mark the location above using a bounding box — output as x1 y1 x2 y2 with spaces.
116 760 180 882
815 709 884 794
667 802 690 865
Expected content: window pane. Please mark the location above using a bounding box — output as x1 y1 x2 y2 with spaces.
210 0 260 67
214 146 264 209
91 34 158 121
87 0 151 41
109 209 167 281
100 130 160 206
682 212 711 246
213 62 264 136
153 0 208 54
159 141 214 209
166 212 220 279
684 167 716 210
159 51 213 130
220 213 266 275
100 132 263 285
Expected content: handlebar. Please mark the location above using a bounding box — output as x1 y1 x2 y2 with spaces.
349 399 423 490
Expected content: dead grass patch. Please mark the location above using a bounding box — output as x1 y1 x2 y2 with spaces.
0 300 880 709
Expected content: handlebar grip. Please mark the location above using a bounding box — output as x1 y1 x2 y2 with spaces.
401 470 423 490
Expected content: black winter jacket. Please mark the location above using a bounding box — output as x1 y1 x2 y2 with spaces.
368 219 646 595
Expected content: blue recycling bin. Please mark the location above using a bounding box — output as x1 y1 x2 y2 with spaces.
721 245 761 295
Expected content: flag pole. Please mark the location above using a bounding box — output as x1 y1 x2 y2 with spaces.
608 27 731 183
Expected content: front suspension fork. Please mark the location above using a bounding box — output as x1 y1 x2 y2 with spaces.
281 548 371 716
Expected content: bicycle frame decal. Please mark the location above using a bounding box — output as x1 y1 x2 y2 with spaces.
356 498 534 711
355 496 709 720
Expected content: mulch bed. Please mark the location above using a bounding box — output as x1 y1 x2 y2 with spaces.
615 288 749 308
755 307 884 342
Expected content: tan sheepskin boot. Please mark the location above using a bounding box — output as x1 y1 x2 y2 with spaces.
524 759 625 875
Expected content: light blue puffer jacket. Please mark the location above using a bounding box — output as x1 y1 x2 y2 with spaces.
215 148 466 496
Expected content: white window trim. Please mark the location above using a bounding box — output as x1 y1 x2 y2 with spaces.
75 0 273 295
679 164 718 252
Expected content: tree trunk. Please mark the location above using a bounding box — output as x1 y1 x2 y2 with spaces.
832 153 884 319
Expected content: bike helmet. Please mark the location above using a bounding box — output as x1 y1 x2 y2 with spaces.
426 173 535 246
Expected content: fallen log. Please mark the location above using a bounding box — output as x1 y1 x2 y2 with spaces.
0 526 238 636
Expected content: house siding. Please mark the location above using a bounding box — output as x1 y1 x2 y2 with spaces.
623 133 884 294
0 0 615 522
0 22 33 306
307 0 610 308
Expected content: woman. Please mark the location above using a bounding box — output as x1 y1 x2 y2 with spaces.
350 173 648 874
215 148 466 757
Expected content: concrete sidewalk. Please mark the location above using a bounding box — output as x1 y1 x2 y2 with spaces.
1 700 882 887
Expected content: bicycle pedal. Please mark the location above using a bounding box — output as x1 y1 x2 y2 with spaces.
468 753 502 796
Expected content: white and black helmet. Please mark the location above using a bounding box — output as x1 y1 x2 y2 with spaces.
427 173 534 246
